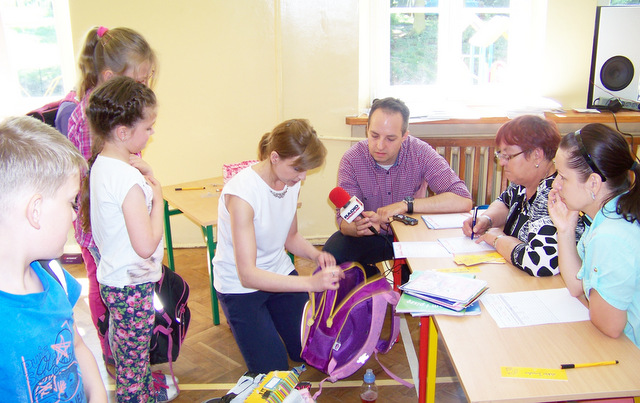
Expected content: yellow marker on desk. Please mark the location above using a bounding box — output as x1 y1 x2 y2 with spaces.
175 186 206 191
561 360 619 369
501 366 567 380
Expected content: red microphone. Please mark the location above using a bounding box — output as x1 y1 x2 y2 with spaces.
329 187 378 235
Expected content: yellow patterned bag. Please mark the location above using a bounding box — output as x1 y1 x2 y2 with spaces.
244 370 300 403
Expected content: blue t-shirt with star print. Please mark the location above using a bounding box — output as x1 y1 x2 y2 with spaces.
0 261 86 402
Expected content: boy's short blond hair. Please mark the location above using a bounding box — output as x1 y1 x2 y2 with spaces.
0 116 87 219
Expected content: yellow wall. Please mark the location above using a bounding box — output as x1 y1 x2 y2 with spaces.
67 0 599 246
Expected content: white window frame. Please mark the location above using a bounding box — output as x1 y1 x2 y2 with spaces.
366 0 549 116
0 0 74 121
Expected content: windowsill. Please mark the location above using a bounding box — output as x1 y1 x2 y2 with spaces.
346 109 640 126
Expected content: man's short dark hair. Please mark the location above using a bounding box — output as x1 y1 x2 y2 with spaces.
368 97 410 134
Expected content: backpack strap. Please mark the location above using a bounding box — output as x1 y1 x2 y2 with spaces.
374 350 414 388
153 313 180 393
373 288 413 388
375 289 400 354
153 268 181 393
311 376 330 401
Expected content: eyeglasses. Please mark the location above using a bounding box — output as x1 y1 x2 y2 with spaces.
494 150 525 162
574 130 606 182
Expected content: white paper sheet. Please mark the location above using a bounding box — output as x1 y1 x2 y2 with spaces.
480 288 590 328
421 213 471 229
437 236 495 254
392 242 452 258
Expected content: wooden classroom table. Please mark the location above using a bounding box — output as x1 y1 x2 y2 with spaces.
163 176 225 325
391 218 640 403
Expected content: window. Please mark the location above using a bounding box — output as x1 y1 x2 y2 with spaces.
608 0 640 4
0 0 74 121
367 0 549 116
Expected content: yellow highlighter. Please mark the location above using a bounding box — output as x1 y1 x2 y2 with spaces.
561 360 619 369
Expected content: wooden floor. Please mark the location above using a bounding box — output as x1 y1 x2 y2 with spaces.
66 247 468 402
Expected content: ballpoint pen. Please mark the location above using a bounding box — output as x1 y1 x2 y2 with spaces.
471 206 478 240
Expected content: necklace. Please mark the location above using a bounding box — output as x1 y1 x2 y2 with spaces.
270 186 288 199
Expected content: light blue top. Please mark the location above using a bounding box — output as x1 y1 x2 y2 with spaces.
577 195 640 348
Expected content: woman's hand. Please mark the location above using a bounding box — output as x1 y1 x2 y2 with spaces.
462 215 492 238
548 189 579 234
312 265 344 291
315 251 336 269
477 227 505 247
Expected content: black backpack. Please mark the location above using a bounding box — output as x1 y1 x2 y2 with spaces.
149 265 191 365
26 90 77 129
98 265 191 366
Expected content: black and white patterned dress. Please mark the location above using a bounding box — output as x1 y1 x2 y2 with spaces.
498 173 587 277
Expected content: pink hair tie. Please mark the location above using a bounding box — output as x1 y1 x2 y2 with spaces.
97 26 109 38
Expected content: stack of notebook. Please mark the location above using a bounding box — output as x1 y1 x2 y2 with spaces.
399 270 489 312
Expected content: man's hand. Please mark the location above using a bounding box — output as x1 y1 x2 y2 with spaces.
376 201 406 223
354 211 381 236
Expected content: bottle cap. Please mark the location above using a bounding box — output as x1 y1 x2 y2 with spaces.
364 368 375 383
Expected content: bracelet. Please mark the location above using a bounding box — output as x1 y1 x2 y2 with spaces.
493 235 504 248
482 215 493 228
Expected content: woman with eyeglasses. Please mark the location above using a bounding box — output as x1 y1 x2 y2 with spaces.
549 124 640 347
463 115 587 276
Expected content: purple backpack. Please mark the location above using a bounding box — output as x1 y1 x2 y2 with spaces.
301 262 411 395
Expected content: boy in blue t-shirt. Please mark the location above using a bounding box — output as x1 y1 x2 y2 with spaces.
0 116 106 402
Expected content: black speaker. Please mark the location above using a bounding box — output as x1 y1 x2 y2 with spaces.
587 6 640 110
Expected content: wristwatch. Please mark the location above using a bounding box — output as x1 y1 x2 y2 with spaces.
403 196 414 215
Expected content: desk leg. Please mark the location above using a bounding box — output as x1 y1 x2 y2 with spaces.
419 316 438 403
163 200 179 272
202 225 220 325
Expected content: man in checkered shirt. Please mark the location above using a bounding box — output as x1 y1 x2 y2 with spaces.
323 97 472 279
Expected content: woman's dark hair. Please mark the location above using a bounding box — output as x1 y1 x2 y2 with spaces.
495 115 560 161
80 76 157 232
559 123 639 224
258 119 326 171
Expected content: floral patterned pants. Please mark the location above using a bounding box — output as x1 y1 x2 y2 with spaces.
100 282 155 402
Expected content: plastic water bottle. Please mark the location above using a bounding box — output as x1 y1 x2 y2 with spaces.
360 368 378 402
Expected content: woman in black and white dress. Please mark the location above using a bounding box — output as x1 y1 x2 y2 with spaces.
462 115 587 276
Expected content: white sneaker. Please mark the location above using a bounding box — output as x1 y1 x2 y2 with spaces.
153 371 179 402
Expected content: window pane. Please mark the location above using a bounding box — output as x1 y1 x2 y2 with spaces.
462 13 509 84
0 0 72 120
391 0 438 8
390 12 438 85
3 0 63 97
609 0 640 4
464 0 510 7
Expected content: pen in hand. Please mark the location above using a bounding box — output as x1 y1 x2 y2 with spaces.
560 360 619 369
471 206 478 240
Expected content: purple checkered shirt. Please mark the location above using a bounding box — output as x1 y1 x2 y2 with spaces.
68 92 95 248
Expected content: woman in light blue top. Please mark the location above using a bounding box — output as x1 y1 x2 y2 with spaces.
549 123 640 348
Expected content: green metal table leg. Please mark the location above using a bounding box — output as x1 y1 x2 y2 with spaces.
202 225 220 325
163 200 180 272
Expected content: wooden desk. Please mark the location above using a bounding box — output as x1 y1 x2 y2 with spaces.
391 219 640 403
163 176 225 325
